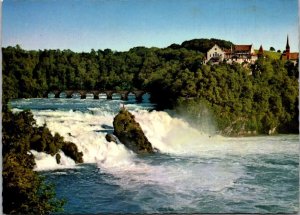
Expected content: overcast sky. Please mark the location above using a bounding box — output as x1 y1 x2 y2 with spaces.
3 0 299 52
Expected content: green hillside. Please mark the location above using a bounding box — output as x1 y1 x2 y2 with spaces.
168 38 234 53
255 50 281 60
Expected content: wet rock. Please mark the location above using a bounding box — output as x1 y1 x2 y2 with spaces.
55 153 61 164
113 108 154 154
105 134 118 143
61 141 83 163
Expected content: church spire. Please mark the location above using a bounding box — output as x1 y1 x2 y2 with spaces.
258 45 264 58
286 35 290 50
285 35 290 60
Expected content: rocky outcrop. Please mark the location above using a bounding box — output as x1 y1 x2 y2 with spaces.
105 134 119 143
61 142 83 163
113 108 154 154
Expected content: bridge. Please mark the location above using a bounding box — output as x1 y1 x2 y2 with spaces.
43 90 150 101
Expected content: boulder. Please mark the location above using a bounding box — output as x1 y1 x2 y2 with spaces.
113 108 154 154
105 134 118 143
61 141 83 163
55 153 61 164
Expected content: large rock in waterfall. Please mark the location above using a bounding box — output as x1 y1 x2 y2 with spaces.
112 108 154 154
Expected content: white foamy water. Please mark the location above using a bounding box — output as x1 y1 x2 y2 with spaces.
29 107 297 183
31 150 77 171
27 107 298 168
10 99 299 213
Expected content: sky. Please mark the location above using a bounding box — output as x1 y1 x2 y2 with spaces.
2 0 299 52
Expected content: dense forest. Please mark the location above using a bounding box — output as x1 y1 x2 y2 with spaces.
2 38 233 99
3 38 299 135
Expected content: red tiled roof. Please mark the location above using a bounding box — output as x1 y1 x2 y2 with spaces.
281 52 299 61
234 45 252 51
290 52 299 60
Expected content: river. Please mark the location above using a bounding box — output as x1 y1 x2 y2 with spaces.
10 97 299 214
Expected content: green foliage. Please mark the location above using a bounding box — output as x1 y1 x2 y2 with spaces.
172 38 234 53
2 40 299 135
2 40 215 98
270 47 275 51
255 49 281 60
3 108 84 163
174 58 298 135
2 108 85 213
2 108 69 214
3 153 66 214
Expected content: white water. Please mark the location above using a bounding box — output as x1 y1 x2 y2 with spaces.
10 99 299 213
25 108 298 190
29 108 214 169
30 150 77 171
26 107 297 176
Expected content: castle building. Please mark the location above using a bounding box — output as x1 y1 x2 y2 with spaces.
230 44 257 63
280 35 299 64
206 44 225 63
206 44 257 64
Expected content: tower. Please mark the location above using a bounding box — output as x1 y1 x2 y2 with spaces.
258 45 264 58
286 35 290 59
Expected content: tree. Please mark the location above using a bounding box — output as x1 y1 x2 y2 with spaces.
2 109 66 214
2 108 85 214
270 47 275 51
3 152 65 214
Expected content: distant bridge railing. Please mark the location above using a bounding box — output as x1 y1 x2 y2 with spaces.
43 90 150 101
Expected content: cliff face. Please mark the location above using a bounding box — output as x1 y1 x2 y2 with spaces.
113 108 154 154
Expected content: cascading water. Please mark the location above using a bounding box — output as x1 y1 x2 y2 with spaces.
10 98 299 214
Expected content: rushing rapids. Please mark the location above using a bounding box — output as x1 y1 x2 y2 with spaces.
10 98 299 214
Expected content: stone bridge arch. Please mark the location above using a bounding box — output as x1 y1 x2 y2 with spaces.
105 91 128 100
131 91 147 102
43 90 60 98
43 90 150 101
